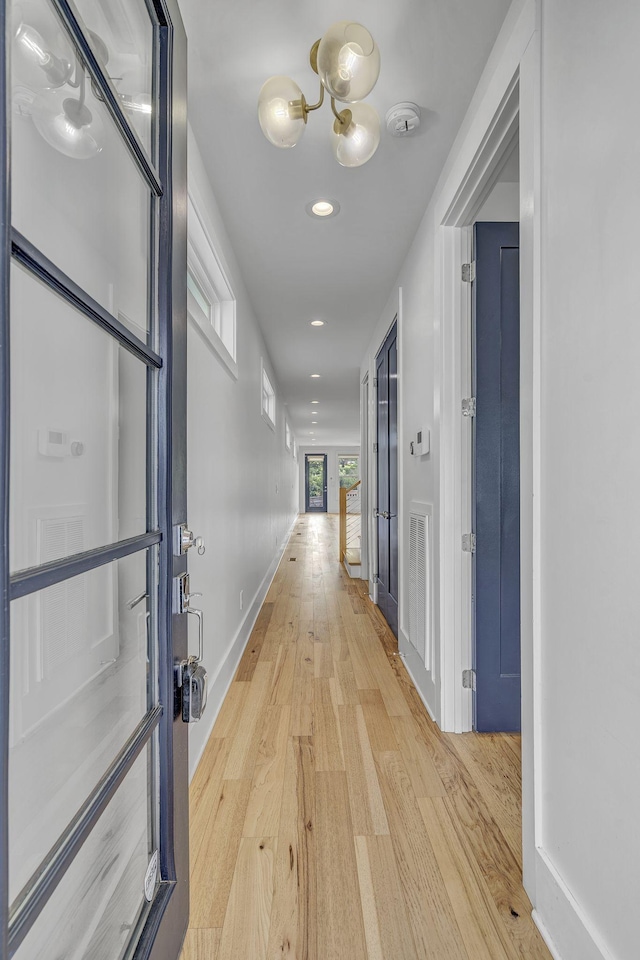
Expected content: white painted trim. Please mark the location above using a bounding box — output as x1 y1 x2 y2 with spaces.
432 0 541 912
533 849 614 960
397 631 437 721
188 515 296 780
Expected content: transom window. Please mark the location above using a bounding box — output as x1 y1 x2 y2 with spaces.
187 195 237 375
261 361 276 428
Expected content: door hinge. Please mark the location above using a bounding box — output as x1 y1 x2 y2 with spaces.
461 397 476 418
461 261 476 283
373 377 378 387
373 442 378 452
462 533 476 554
462 668 476 690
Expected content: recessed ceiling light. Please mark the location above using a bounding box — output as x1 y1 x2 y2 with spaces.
311 400 319 404
310 374 321 378
305 199 341 219
310 320 325 327
312 421 317 424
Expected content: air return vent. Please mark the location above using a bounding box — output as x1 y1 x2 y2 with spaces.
408 504 432 670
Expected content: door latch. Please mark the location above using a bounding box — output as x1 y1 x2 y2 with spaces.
174 572 208 723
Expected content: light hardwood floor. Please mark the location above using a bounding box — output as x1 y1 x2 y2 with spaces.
181 514 551 960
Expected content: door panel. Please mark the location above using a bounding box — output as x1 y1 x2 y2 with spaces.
376 320 398 637
473 222 521 732
305 454 327 512
1 0 190 955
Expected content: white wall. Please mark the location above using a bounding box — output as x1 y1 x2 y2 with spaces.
297 446 360 515
360 1 640 958
186 127 298 777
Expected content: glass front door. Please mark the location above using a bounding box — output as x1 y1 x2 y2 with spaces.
305 454 327 513
1 0 189 956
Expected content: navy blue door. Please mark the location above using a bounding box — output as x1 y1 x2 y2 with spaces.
473 222 520 732
376 321 398 637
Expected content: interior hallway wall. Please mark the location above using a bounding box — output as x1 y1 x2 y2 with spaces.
297 446 360 515
360 1 639 958
186 128 298 777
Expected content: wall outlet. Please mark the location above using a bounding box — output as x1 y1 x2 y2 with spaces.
239 590 244 611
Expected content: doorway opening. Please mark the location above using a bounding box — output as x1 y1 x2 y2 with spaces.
305 454 328 513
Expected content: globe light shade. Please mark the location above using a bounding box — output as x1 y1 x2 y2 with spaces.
12 2 74 90
331 102 380 168
258 76 306 148
33 91 104 160
317 21 380 103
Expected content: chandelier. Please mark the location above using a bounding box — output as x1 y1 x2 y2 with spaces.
258 21 381 168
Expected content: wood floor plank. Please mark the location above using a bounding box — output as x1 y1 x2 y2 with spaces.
290 636 315 737
418 797 515 960
397 682 550 958
236 603 274 680
315 771 367 960
447 733 522 866
180 928 221 960
334 658 360 705
313 678 344 771
354 834 417 960
391 715 446 798
313 641 334 679
266 737 316 960
189 737 232 868
217 836 276 960
374 750 469 960
210 682 250 739
270 643 297 705
243 705 291 837
190 779 252 928
359 688 399 753
339 704 389 836
224 661 273 780
352 626 412 717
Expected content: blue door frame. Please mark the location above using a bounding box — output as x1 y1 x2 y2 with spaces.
0 0 190 955
376 319 398 638
473 221 521 732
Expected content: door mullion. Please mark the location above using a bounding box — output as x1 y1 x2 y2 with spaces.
11 231 163 369
49 0 163 196
8 706 162 956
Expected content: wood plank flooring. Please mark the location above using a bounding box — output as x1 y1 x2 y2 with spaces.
182 514 551 960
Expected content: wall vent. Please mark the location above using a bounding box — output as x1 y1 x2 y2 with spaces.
38 515 86 679
408 508 431 670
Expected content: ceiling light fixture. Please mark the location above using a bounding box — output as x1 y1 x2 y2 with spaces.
258 21 381 168
310 319 325 326
311 400 319 404
310 373 321 378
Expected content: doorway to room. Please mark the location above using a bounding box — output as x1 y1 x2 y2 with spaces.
305 454 328 512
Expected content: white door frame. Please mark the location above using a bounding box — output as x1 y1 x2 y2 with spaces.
435 0 541 897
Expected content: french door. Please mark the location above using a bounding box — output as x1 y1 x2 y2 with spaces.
305 454 327 513
375 319 398 637
0 0 189 956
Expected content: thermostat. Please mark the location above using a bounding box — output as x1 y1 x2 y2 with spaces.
410 428 430 457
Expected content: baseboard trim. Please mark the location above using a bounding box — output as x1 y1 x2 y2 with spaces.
533 848 615 960
188 515 297 780
397 627 437 722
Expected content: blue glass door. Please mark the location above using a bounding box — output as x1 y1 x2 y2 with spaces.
0 0 189 956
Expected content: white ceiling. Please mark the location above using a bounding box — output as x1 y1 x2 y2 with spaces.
180 0 512 447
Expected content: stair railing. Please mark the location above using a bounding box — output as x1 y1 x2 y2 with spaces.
339 479 362 562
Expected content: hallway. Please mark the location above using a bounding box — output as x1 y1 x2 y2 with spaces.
181 514 551 960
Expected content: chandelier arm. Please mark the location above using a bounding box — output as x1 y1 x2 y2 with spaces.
304 82 325 114
330 97 345 123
